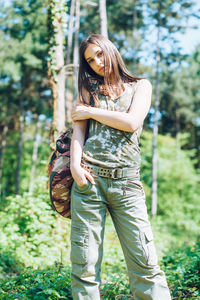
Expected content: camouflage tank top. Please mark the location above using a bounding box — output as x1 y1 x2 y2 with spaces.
82 80 142 168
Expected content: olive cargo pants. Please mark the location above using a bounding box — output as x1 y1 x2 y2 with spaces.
70 174 171 300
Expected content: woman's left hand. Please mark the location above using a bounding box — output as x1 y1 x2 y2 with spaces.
71 104 91 121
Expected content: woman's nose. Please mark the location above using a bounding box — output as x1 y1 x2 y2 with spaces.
95 57 102 65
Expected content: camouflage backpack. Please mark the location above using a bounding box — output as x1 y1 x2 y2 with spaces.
48 129 73 218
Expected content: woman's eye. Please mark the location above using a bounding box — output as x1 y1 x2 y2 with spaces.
88 59 94 64
98 52 103 57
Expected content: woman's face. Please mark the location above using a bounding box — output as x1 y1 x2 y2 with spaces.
84 44 105 77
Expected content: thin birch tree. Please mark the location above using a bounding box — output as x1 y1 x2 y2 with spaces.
151 6 161 217
65 0 75 124
29 115 41 194
66 0 75 66
132 0 138 75
99 0 108 37
15 99 24 194
0 121 8 199
73 0 80 106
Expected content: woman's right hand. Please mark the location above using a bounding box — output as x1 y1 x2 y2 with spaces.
70 165 95 187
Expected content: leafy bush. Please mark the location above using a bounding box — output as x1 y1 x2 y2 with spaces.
162 241 200 299
0 264 72 300
0 189 70 271
0 250 24 275
0 264 131 300
101 273 130 299
1 241 199 299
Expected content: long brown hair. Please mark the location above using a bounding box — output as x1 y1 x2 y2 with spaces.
78 34 142 106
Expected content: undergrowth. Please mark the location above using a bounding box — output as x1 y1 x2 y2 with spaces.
0 242 199 299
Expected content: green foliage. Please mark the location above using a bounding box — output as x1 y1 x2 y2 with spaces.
0 263 130 299
0 0 51 155
162 241 200 299
2 121 51 196
0 250 24 275
101 274 130 299
160 45 200 167
1 130 18 196
140 131 199 238
0 236 199 299
0 189 70 269
0 265 72 299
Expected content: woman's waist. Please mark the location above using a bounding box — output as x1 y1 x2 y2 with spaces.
81 161 140 180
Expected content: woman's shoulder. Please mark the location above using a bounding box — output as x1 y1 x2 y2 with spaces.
129 77 151 84
134 78 152 88
128 78 152 93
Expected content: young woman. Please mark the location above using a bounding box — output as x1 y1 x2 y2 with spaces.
70 34 171 300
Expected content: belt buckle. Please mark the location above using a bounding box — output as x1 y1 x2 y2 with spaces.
110 168 118 179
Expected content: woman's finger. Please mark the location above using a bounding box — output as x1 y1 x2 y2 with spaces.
84 170 95 185
71 111 80 121
72 115 82 121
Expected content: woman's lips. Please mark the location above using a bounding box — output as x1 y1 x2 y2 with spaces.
99 66 104 72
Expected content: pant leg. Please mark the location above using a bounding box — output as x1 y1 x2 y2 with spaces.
107 177 171 300
70 178 107 300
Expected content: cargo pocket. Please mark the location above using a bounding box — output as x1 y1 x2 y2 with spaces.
122 179 144 197
140 226 158 266
70 225 89 265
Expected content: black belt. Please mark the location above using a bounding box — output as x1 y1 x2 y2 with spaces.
81 163 140 179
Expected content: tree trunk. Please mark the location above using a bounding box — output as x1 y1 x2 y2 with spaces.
65 0 76 124
194 126 200 168
175 107 180 160
132 0 138 75
151 1 161 218
48 0 66 142
66 0 75 66
54 17 65 135
29 115 40 194
0 122 8 200
99 0 108 38
15 101 24 195
73 0 80 106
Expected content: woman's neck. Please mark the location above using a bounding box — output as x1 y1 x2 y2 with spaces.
98 73 125 98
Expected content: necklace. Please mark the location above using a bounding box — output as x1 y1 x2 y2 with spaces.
98 85 110 96
98 84 125 98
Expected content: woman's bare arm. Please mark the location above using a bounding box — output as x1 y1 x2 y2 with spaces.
70 120 95 186
71 79 152 132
